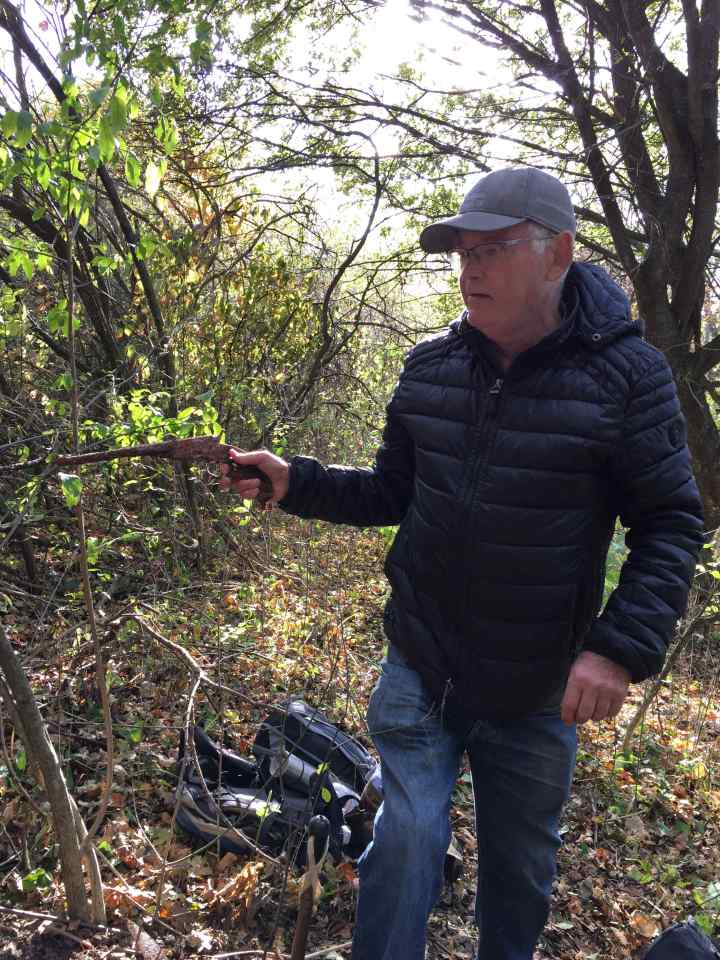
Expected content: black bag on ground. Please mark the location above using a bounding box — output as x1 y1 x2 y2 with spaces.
176 702 377 865
176 723 348 865
642 919 720 959
252 697 377 795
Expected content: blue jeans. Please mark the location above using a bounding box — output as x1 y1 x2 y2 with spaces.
352 646 577 960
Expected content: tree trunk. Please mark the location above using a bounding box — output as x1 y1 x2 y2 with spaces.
632 266 719 530
675 371 720 531
0 627 92 923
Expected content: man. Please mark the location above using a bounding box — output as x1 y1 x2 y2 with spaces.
222 168 705 960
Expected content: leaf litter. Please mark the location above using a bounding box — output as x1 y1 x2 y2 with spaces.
1 514 718 959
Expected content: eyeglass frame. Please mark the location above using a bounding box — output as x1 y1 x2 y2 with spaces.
448 232 556 272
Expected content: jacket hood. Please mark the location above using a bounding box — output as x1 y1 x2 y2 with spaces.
563 261 639 349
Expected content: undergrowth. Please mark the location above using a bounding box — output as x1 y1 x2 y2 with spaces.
0 483 718 959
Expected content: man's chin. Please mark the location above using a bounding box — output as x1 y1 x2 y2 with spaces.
466 305 497 330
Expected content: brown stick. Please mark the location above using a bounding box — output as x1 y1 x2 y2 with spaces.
0 627 90 923
54 437 273 502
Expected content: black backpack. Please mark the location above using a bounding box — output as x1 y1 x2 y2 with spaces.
176 701 377 865
643 920 720 959
252 697 377 795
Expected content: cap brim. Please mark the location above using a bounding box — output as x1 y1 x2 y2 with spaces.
419 212 525 253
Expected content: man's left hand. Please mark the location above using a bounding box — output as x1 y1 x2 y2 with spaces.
561 651 631 726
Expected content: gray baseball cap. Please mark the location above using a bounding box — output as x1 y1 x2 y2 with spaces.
419 168 577 253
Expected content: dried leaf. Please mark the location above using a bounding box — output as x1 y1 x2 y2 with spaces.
630 911 659 939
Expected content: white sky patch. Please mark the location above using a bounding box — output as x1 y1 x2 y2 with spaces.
250 0 513 243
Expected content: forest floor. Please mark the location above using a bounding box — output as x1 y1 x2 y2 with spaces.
1 508 719 960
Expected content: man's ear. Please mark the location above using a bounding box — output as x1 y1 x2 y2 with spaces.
545 231 574 281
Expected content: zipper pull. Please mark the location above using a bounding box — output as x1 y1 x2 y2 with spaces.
488 377 503 413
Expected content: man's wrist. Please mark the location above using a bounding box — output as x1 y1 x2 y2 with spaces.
276 458 295 510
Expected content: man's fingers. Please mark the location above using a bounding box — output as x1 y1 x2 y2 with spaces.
231 479 261 497
562 651 631 725
229 448 267 467
218 468 261 498
561 682 581 726
607 697 625 719
574 688 597 725
592 697 612 722
562 673 597 725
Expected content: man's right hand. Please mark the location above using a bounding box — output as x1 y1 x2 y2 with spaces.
220 448 290 505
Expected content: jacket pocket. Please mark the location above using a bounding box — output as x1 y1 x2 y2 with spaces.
454 585 577 716
453 651 572 717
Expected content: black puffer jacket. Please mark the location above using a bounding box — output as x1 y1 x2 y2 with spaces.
279 262 705 716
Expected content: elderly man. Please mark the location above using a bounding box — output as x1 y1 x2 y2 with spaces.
223 168 705 960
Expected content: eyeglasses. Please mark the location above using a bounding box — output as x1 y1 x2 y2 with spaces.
449 234 553 272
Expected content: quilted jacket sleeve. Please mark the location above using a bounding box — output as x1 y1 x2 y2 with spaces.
584 356 706 680
277 373 415 527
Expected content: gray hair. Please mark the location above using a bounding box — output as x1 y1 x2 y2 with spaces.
527 221 573 284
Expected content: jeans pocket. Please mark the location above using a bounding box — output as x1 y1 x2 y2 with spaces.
367 655 436 739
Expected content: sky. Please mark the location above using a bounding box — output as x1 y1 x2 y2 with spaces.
257 0 512 242
0 0 544 253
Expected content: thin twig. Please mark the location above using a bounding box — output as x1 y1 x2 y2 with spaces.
0 696 47 818
0 902 122 931
210 944 352 959
113 614 282 868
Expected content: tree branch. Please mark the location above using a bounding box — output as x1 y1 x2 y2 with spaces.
538 0 638 273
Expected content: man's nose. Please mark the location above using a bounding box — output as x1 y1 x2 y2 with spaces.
464 256 486 278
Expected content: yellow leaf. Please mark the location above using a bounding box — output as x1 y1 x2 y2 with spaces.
630 912 659 939
689 761 707 780
145 161 161 198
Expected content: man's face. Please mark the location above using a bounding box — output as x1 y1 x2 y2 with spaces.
455 222 563 337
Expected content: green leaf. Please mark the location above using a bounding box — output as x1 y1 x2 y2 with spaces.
59 472 83 508
87 144 101 170
15 749 26 773
47 300 69 335
177 406 198 421
189 39 212 68
154 116 178 155
109 91 127 133
1 111 17 137
98 118 116 162
88 83 111 109
695 914 716 937
22 868 52 892
320 786 332 803
125 152 141 188
14 111 32 148
145 160 161 198
7 249 33 281
36 162 51 189
86 536 101 566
